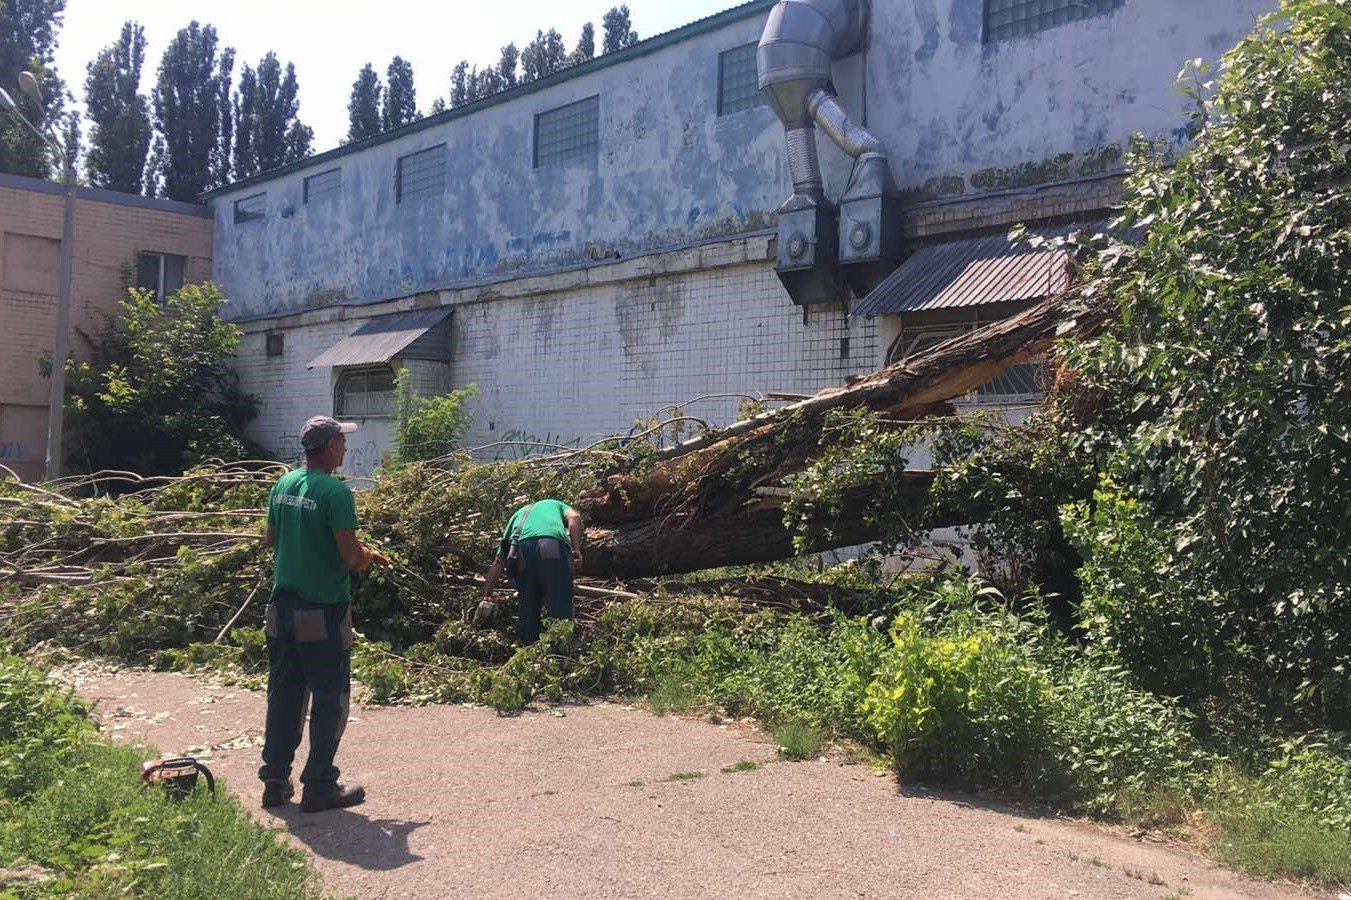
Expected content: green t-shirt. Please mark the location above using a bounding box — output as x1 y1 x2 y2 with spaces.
499 499 573 556
268 468 359 605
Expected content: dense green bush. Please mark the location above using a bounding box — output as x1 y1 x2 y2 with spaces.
52 284 260 477
1060 0 1351 728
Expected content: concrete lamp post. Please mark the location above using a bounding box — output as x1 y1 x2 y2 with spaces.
0 72 76 482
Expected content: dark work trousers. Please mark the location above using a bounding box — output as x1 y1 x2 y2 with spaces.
258 588 353 790
514 537 575 646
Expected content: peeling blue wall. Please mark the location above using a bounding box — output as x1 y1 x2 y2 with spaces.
212 0 1276 320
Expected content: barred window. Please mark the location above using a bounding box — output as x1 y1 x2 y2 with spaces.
984 0 1124 43
304 168 342 204
334 366 396 419
233 193 266 224
893 323 1047 402
718 43 763 116
396 145 446 203
534 96 599 168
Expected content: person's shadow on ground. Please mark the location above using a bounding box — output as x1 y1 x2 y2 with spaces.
270 807 430 871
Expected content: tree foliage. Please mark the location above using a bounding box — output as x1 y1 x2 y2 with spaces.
382 55 417 131
1058 0 1351 728
148 22 233 200
498 43 519 89
347 62 383 142
602 5 638 54
521 28 566 82
56 283 258 476
391 371 478 466
0 0 66 179
83 20 150 193
570 22 596 66
232 52 313 178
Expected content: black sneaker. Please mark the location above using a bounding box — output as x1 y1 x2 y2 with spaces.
300 783 366 813
261 779 295 808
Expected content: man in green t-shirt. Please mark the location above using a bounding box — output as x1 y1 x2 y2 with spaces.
477 499 585 645
259 416 388 813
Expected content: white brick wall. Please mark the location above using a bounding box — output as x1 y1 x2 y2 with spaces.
233 255 877 472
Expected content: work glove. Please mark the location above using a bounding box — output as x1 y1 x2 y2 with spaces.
473 599 500 629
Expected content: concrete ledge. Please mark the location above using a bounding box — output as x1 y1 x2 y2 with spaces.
234 231 777 334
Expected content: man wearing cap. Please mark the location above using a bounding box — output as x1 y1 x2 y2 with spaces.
259 416 388 812
476 499 585 646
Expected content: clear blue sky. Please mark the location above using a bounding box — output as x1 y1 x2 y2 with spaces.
53 0 742 153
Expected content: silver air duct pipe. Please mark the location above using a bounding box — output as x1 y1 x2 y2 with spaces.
759 0 902 304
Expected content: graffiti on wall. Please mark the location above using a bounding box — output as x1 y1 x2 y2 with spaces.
490 429 583 461
0 441 31 461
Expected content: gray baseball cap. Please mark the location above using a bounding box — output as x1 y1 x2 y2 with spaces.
300 416 357 451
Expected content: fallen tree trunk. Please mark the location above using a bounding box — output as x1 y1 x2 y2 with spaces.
576 293 1091 576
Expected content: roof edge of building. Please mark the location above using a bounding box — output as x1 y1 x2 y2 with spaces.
202 0 777 201
0 171 212 218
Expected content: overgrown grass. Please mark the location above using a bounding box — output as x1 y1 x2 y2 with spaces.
771 720 827 761
0 655 320 899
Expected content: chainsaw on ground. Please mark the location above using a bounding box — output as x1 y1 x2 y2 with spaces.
140 757 216 801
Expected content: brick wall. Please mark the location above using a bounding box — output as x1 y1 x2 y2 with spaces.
232 254 878 474
0 176 212 479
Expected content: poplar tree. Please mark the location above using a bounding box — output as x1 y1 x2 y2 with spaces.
602 6 638 54
0 0 67 178
521 29 566 82
149 21 234 200
382 55 417 130
570 22 596 65
347 63 382 141
84 20 151 192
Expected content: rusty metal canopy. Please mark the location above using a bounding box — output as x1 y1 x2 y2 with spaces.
307 308 452 369
852 222 1106 318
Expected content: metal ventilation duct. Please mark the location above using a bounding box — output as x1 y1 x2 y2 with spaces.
758 0 902 305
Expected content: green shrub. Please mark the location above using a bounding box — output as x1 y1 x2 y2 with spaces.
0 656 91 800
391 370 477 465
860 611 1057 791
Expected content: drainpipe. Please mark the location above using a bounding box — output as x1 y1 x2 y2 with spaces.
759 0 903 304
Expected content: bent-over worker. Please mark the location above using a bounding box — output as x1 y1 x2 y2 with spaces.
477 499 584 645
259 416 388 813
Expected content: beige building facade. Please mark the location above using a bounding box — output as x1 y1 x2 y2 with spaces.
0 172 213 481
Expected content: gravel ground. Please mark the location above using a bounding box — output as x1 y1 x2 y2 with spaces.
65 668 1318 900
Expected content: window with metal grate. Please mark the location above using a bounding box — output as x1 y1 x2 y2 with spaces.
334 366 396 419
304 168 342 205
534 96 600 168
397 145 446 203
718 43 763 116
233 193 266 224
984 0 1124 43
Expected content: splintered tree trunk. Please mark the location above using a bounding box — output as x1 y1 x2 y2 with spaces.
577 293 1092 577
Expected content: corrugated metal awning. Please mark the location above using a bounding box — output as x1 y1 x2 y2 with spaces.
852 222 1107 318
307 308 452 369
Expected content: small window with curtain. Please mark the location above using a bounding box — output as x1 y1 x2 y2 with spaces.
984 0 1124 42
304 168 342 205
233 192 266 223
396 145 446 203
334 366 396 419
534 96 599 169
136 252 186 303
718 43 763 116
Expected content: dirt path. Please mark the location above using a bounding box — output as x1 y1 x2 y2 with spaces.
65 668 1312 900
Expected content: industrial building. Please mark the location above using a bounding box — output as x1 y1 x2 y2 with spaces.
205 0 1276 475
